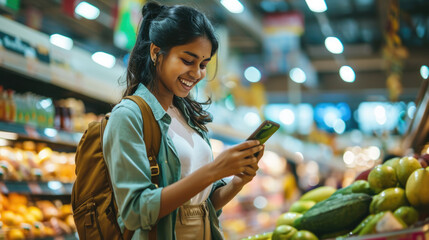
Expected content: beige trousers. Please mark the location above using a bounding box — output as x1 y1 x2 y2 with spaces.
175 201 211 240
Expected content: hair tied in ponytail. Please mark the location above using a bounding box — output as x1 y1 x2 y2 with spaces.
142 1 164 22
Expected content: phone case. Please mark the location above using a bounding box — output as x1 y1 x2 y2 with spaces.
247 120 280 144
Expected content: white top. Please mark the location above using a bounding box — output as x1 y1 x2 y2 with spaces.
167 104 213 205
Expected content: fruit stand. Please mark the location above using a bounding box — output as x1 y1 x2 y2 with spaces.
240 79 429 240
241 162 429 240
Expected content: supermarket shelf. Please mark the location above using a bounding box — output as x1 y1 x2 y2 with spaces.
33 234 78 240
0 181 73 196
0 121 82 147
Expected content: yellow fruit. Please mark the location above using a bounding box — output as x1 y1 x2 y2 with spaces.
405 167 429 209
300 186 336 203
15 204 27 215
396 157 421 187
276 212 303 227
368 165 397 194
289 200 316 213
24 213 37 224
369 187 408 214
2 210 16 225
28 206 44 222
8 229 25 240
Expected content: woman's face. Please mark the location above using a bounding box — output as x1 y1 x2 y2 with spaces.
154 37 212 99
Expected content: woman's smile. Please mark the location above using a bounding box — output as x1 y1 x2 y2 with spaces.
178 77 195 88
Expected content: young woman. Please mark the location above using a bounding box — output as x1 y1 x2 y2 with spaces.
103 2 264 239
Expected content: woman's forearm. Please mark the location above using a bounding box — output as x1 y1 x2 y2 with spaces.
210 180 244 211
158 163 216 219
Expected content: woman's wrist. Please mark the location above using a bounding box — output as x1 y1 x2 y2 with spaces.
230 176 245 190
205 161 221 183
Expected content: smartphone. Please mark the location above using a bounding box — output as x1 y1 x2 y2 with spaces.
246 120 280 145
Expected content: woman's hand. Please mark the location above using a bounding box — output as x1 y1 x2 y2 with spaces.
231 145 264 188
211 140 263 181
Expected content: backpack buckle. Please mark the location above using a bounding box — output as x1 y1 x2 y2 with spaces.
150 165 160 176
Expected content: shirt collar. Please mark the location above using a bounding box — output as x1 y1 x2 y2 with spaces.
133 83 167 122
133 83 208 137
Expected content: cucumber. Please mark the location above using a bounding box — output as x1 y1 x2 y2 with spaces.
330 184 354 197
294 193 372 236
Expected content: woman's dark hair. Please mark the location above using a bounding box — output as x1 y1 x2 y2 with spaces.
123 1 218 132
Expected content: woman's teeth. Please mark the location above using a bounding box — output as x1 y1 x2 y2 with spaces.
179 78 193 87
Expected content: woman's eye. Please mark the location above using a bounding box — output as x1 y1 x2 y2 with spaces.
200 64 207 69
182 59 193 65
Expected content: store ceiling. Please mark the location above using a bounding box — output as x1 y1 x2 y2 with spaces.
5 0 429 108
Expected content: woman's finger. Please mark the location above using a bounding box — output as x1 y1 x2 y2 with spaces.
242 166 257 176
231 140 260 151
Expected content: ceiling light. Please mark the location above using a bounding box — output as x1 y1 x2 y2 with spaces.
50 34 73 50
325 37 343 54
75 1 100 20
279 109 295 125
92 52 116 68
244 66 261 82
289 67 306 83
305 0 327 13
420 65 429 79
220 0 244 14
339 65 355 83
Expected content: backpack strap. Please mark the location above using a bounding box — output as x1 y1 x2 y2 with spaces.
124 95 161 240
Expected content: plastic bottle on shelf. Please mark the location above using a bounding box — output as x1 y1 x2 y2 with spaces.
15 94 27 125
46 99 55 128
5 89 16 123
22 93 34 126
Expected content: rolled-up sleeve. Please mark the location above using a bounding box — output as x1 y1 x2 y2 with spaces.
103 104 162 231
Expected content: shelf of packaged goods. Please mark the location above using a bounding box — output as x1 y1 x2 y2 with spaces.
0 181 73 196
0 121 82 147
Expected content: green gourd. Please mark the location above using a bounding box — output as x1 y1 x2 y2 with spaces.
294 193 372 236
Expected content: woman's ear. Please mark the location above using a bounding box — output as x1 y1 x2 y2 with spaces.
150 43 161 64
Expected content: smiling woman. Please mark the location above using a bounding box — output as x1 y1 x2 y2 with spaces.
99 1 266 240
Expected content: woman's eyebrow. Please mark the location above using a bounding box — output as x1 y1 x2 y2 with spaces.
184 51 211 61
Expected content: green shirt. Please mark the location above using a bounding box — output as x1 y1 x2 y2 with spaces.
103 83 226 240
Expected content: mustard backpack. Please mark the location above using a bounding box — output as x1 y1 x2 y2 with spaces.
71 95 160 240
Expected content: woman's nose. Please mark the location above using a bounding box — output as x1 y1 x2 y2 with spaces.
189 66 202 80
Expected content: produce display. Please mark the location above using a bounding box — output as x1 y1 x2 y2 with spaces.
0 193 75 239
0 141 75 182
242 155 429 240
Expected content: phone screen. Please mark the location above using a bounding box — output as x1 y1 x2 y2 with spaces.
246 120 280 144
